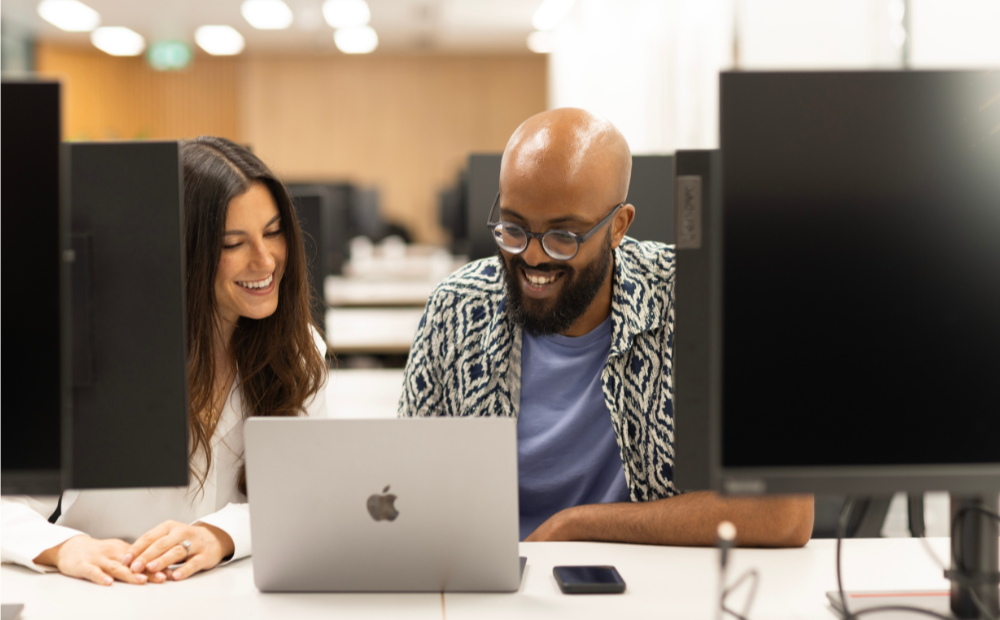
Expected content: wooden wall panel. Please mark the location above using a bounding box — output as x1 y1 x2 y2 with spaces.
36 43 240 142
34 45 547 242
240 54 546 242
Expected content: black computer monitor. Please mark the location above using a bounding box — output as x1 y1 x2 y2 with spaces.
349 187 385 242
440 171 468 256
63 142 190 489
1 81 65 495
625 155 675 244
704 70 999 617
287 184 350 325
671 149 721 493
466 154 502 261
715 70 1000 496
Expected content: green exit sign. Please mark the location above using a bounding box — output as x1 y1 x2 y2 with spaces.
147 41 192 71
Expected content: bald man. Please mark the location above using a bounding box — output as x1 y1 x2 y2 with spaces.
400 109 813 547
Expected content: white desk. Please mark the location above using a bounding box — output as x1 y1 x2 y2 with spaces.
325 277 436 308
325 308 424 355
327 369 405 419
1 538 960 620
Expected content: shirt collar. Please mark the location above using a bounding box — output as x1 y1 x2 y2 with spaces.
609 239 665 357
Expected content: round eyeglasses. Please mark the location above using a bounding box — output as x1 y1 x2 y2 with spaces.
485 191 623 261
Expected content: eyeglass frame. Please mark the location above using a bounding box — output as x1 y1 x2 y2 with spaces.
485 191 624 261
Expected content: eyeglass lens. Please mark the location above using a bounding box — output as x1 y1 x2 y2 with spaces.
492 223 578 260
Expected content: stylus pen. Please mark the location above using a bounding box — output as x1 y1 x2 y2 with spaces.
717 521 737 620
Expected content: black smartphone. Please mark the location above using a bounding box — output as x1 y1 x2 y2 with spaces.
553 565 626 594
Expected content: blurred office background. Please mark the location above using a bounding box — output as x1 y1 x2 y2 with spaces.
3 0 998 537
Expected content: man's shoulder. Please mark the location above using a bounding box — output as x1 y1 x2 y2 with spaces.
617 237 675 284
429 256 505 305
619 237 675 265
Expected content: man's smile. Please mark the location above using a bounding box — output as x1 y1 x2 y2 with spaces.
519 266 565 298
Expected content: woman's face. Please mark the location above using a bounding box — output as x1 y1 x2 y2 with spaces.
214 183 287 327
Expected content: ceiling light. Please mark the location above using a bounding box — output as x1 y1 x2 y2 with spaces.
195 25 246 55
532 0 576 31
526 31 554 54
241 0 293 30
90 27 145 56
37 0 100 32
334 25 378 54
323 0 371 28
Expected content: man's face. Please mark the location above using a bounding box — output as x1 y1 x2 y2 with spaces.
494 185 617 336
499 228 613 336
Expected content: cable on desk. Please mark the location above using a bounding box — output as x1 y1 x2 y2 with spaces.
721 568 759 620
947 506 1000 620
833 499 1000 620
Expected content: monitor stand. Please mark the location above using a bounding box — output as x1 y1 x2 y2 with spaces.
828 493 999 620
948 494 999 619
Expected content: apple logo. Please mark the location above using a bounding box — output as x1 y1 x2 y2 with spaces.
366 485 399 522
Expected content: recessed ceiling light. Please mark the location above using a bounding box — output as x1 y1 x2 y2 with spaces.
241 0 293 30
37 0 100 32
333 25 378 54
527 31 554 54
323 0 371 28
90 27 145 56
195 25 246 55
532 0 576 31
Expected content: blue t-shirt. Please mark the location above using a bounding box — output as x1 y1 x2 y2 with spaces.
517 314 630 540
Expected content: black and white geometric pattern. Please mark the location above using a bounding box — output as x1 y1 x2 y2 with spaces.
399 238 678 502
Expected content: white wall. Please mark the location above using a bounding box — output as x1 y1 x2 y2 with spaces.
548 0 733 154
546 0 1000 153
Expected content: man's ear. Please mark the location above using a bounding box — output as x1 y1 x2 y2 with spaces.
611 204 636 248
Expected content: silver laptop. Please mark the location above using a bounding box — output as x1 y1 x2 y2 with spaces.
244 417 521 592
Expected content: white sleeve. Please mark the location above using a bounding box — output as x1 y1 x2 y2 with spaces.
194 503 251 563
1 496 86 573
194 326 329 563
305 324 329 419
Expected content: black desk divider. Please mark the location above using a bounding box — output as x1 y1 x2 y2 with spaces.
672 149 721 492
63 141 189 489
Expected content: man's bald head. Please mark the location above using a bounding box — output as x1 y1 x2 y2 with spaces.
500 108 632 210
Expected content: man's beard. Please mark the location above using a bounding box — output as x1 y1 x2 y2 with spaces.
499 231 613 337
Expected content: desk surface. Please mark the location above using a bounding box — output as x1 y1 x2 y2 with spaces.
1 538 957 620
325 277 437 308
325 308 424 355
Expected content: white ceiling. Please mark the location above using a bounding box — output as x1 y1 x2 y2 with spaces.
1 0 545 53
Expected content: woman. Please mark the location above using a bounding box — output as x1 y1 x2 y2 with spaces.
0 136 328 585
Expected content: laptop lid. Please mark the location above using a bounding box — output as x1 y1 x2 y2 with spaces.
245 417 521 592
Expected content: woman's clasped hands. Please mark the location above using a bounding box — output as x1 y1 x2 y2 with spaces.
38 520 234 586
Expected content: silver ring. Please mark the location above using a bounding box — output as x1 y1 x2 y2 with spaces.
181 540 191 558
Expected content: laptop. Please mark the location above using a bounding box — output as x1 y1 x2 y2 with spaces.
244 417 522 592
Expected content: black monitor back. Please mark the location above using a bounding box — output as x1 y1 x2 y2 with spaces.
466 154 502 261
671 149 721 492
64 142 189 489
626 155 674 244
1 81 66 494
465 153 675 262
287 184 350 325
717 71 1000 495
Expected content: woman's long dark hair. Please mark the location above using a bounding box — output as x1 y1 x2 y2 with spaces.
181 136 326 496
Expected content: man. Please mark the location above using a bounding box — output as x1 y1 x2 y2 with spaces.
399 108 813 546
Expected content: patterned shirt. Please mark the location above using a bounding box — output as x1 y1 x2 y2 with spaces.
398 237 679 502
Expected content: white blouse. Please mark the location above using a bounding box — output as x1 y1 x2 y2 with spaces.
1 334 328 572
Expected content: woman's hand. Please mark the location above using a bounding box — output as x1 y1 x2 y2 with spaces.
34 535 155 586
122 520 235 581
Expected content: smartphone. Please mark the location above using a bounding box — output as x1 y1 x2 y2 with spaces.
553 565 627 594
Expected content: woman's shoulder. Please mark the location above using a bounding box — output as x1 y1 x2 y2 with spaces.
309 324 327 359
